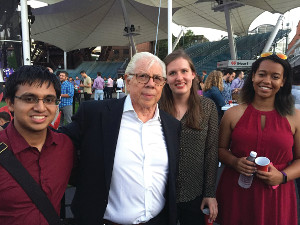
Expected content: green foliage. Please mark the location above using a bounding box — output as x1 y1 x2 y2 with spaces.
156 29 209 60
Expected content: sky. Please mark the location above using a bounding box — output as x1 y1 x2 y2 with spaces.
28 1 300 43
172 7 300 42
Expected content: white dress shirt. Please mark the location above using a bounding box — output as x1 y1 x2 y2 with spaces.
116 78 124 88
104 95 168 224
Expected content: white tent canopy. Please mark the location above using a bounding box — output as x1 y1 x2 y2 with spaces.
172 2 264 36
31 0 171 51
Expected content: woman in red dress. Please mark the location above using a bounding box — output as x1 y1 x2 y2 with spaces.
216 53 300 225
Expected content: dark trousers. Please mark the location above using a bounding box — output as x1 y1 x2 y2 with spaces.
84 92 91 101
107 87 113 99
177 195 205 225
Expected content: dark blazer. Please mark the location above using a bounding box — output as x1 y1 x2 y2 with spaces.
61 97 181 225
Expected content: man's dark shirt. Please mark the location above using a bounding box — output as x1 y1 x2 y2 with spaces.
0 122 74 225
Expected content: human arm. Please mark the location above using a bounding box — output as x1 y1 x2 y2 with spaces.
201 99 219 221
58 102 88 149
256 110 300 185
80 77 91 88
61 83 74 98
230 79 239 90
218 107 256 176
211 86 226 107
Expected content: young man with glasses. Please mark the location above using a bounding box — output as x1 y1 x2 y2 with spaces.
60 52 181 225
0 65 74 225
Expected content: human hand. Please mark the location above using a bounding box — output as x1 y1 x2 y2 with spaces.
200 198 218 222
233 157 256 176
256 163 283 186
232 88 238 93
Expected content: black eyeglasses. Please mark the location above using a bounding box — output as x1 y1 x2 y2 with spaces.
14 95 60 106
130 74 166 86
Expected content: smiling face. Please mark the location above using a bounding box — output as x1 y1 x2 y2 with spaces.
59 72 67 83
166 57 195 99
252 60 285 100
6 82 58 137
126 59 165 113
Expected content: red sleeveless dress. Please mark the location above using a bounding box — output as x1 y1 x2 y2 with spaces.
216 104 297 225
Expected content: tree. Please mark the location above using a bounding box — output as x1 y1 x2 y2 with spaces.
156 29 209 59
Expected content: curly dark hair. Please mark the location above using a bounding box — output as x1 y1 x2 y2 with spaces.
4 65 61 103
240 54 294 116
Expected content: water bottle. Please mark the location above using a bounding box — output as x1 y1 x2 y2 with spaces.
238 151 257 189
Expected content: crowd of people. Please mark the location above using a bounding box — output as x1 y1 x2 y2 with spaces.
0 50 299 225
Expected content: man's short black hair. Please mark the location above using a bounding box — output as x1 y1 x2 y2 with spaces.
223 68 234 75
80 70 86 74
4 65 61 103
0 111 11 122
97 72 102 76
60 71 69 77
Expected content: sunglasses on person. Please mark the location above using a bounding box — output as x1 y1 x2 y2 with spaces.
260 52 287 60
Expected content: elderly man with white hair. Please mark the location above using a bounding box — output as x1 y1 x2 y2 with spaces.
60 52 181 225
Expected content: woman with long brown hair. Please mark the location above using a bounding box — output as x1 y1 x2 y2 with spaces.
160 49 218 225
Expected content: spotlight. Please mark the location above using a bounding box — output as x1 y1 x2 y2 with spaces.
130 25 135 32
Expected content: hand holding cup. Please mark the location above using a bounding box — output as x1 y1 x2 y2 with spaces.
202 208 213 225
255 157 270 172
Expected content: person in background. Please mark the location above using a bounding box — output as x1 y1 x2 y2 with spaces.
203 70 226 123
60 52 181 225
106 76 114 99
0 65 74 225
231 70 245 102
291 69 300 202
197 75 204 96
103 77 108 99
73 76 81 103
160 49 219 225
202 70 208 83
0 111 11 128
216 53 300 225
74 76 81 87
93 72 105 101
80 70 92 101
59 71 74 126
69 77 75 86
113 78 117 93
221 68 235 103
116 75 124 91
292 70 300 109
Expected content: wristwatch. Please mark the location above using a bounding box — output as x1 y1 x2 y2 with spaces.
281 171 287 184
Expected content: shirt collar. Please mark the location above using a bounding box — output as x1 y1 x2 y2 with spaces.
6 121 58 154
123 95 160 121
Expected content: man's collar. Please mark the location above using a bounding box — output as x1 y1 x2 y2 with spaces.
123 95 160 121
6 122 57 154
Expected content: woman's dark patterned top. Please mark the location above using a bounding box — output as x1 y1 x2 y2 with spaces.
176 97 219 203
